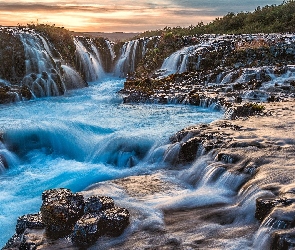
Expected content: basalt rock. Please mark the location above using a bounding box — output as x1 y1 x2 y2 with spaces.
256 192 295 225
225 103 265 120
271 229 295 250
255 197 284 222
15 213 44 234
71 207 130 245
99 207 130 237
178 137 202 163
4 189 130 249
171 124 231 163
40 188 85 237
217 153 240 164
71 213 103 246
84 195 114 214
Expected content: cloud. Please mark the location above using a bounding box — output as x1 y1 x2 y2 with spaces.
170 0 283 14
0 0 285 32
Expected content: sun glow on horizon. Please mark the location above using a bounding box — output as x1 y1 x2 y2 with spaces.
0 0 283 32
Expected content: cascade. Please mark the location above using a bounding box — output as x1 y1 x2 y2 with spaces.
74 38 105 82
159 45 208 76
0 142 19 173
114 40 138 77
17 30 66 97
3 31 295 249
114 38 149 77
61 65 87 90
105 40 116 62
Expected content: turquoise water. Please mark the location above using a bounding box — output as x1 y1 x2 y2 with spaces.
0 76 222 246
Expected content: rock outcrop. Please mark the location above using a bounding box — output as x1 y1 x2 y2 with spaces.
3 188 130 249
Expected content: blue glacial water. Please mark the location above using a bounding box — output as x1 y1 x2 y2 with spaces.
0 76 222 246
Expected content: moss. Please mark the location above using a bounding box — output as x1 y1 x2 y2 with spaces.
0 29 26 83
248 103 265 112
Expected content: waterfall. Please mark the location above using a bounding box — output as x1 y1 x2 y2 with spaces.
18 32 55 75
114 40 138 77
159 45 207 76
61 65 87 90
16 30 67 97
105 40 116 61
114 38 149 78
74 38 105 82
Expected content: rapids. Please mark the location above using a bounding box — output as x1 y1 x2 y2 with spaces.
2 30 295 248
0 76 222 246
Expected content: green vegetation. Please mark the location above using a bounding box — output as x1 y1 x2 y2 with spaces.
134 35 199 78
130 0 295 78
247 103 265 112
135 0 295 38
0 28 25 83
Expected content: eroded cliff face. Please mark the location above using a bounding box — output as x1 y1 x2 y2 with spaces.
1 27 295 107
0 26 116 103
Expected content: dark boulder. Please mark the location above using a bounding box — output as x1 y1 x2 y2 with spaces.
255 197 283 222
16 213 44 234
72 202 129 246
71 213 103 246
271 229 295 250
256 193 295 225
40 188 84 237
5 189 130 248
99 207 130 236
226 103 265 120
20 85 32 100
217 153 240 164
178 137 201 163
84 195 114 214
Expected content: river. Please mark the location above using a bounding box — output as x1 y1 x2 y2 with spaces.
0 76 222 246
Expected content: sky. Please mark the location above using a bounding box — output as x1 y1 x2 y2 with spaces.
0 0 283 32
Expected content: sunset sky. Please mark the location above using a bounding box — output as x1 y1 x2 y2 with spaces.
0 0 283 32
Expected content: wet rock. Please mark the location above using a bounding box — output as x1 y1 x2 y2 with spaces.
99 207 130 236
271 229 295 250
256 193 295 225
16 213 44 234
84 195 114 214
266 204 295 229
20 85 32 100
2 234 22 249
225 102 265 119
255 197 283 222
40 188 84 237
229 140 266 148
71 213 103 246
217 153 240 164
5 189 130 248
171 124 231 163
19 229 45 250
71 205 129 246
0 86 14 104
169 126 200 144
178 137 201 163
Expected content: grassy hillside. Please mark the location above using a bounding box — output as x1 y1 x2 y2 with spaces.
136 0 295 38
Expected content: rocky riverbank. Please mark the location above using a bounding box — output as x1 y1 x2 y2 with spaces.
87 100 295 249
4 189 130 249
4 100 295 249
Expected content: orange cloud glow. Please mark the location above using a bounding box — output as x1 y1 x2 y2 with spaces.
0 1 282 32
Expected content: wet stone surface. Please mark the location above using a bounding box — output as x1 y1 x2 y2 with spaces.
4 188 130 249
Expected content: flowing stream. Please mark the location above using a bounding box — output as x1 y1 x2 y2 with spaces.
3 31 295 248
0 75 222 246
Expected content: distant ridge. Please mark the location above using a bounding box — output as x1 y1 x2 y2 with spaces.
72 32 139 41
